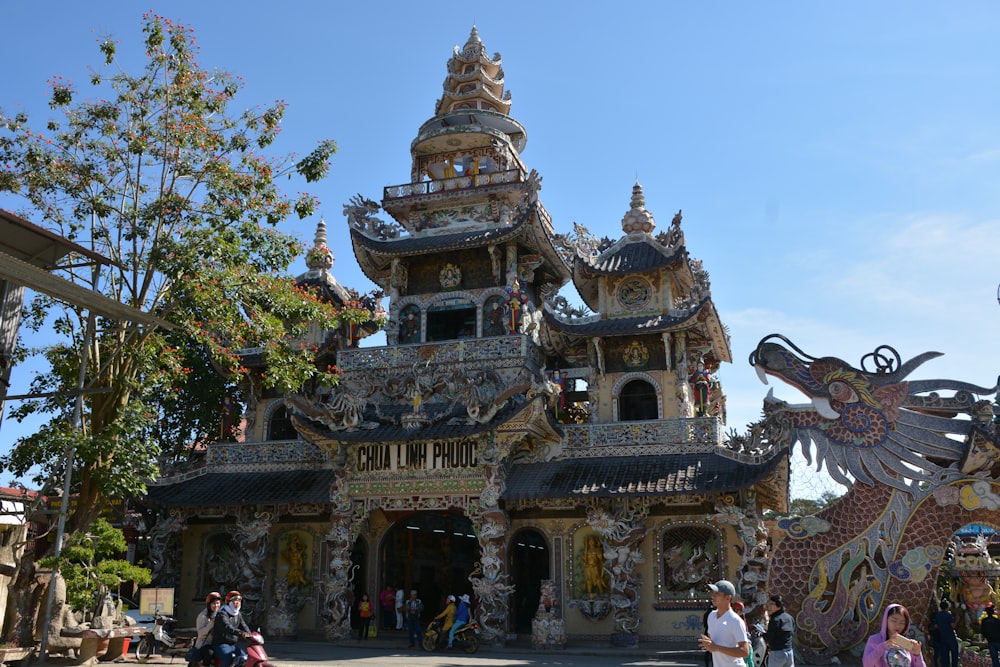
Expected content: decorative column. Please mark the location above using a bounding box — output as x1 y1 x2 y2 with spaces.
468 439 514 646
235 511 272 617
674 332 692 417
586 500 649 647
319 469 362 640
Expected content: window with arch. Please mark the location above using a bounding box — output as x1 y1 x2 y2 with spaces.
268 405 297 440
661 525 720 599
427 299 476 341
619 379 658 421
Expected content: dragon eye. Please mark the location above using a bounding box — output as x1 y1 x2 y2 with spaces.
828 380 858 403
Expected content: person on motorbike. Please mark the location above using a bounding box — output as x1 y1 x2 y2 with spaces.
448 594 471 649
195 592 222 666
212 591 251 667
432 595 456 648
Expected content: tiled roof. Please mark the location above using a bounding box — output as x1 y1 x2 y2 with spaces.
292 399 537 444
577 239 684 276
145 469 335 508
503 451 785 500
350 217 526 257
542 298 709 337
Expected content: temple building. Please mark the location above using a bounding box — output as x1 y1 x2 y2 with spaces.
144 27 788 647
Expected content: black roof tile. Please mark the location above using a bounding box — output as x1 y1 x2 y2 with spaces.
145 469 334 508
503 451 784 500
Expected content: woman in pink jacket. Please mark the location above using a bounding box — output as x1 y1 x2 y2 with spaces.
863 604 926 667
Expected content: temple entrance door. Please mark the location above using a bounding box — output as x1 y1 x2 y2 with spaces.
510 529 549 634
380 512 479 621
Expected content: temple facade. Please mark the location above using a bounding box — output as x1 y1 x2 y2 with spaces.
144 27 788 647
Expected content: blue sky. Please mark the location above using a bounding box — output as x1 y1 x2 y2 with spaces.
3 2 1000 497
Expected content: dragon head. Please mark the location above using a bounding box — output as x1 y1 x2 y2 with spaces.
748 334 981 490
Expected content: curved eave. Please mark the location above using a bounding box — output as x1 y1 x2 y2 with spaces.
503 448 787 500
291 397 538 448
577 239 687 277
349 216 529 285
698 298 732 363
295 271 353 307
542 297 714 338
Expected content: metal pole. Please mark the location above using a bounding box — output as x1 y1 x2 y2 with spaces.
38 274 97 662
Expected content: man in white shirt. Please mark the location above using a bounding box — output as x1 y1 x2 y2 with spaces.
698 580 750 667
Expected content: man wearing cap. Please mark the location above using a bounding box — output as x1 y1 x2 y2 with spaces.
765 594 795 667
981 604 1000 667
448 594 472 649
404 589 424 648
699 580 750 667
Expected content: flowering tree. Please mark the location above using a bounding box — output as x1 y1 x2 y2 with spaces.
0 14 368 536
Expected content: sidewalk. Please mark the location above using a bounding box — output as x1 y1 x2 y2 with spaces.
266 630 863 666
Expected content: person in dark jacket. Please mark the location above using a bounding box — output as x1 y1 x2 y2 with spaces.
213 590 251 667
981 604 1000 667
765 594 795 667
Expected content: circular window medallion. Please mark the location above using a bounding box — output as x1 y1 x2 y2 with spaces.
617 278 651 310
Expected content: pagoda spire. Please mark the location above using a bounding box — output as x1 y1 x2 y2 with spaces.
435 26 511 116
306 219 334 271
620 181 656 235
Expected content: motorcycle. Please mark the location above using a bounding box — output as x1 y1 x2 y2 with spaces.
421 618 479 654
238 630 275 667
212 628 276 667
135 611 197 663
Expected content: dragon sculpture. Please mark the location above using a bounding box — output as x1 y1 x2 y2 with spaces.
750 334 1000 663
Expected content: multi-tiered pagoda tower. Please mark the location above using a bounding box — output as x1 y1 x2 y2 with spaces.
144 27 788 649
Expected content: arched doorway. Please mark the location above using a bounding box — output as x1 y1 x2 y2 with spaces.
510 529 549 634
379 512 479 623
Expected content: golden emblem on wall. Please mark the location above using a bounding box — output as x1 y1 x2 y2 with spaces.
439 263 462 289
623 340 650 368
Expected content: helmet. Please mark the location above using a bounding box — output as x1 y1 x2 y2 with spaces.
205 592 222 604
447 595 455 602
225 590 242 603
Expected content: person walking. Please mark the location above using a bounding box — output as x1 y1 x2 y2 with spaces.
357 594 373 640
404 589 424 648
698 580 750 667
765 594 795 667
395 586 404 631
981 604 1000 667
930 600 958 667
379 585 395 631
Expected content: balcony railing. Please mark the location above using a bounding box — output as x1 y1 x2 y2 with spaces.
383 169 523 201
561 417 767 459
337 335 540 372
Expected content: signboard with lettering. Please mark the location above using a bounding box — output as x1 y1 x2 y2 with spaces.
356 441 477 472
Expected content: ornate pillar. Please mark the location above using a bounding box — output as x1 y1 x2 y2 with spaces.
468 440 514 646
674 332 693 417
319 469 362 640
586 500 649 647
235 511 272 617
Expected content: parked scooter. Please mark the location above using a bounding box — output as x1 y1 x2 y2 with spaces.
421 618 479 654
135 611 197 663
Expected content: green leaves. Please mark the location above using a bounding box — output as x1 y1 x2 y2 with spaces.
39 519 151 614
0 13 340 535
